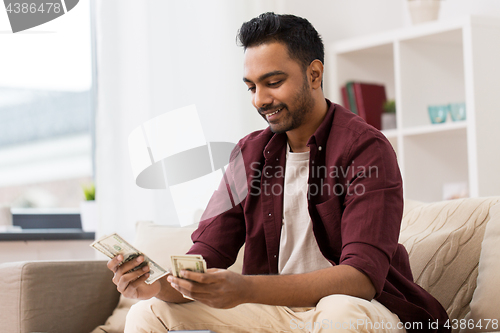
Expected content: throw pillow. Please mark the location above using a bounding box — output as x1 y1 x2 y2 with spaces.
400 197 500 324
460 203 500 333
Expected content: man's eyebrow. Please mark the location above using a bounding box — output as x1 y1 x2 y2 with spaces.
243 70 287 83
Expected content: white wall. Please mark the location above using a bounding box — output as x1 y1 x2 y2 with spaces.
279 0 406 43
280 0 500 43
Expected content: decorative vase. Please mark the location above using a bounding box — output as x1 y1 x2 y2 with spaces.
80 200 98 232
381 113 397 130
408 0 440 25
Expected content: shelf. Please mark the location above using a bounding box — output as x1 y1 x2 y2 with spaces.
402 121 467 136
403 129 468 202
333 43 395 102
331 15 500 201
399 27 465 129
0 229 95 241
333 18 462 55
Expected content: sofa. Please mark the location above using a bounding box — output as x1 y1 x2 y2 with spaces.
1 197 499 333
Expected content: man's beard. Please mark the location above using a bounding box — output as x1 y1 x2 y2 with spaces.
260 77 315 134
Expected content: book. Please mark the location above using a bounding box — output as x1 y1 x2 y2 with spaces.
340 86 350 110
345 82 358 115
352 82 387 130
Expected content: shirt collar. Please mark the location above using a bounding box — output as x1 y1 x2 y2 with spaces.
306 98 336 149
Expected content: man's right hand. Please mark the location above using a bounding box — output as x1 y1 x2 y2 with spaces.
107 254 161 300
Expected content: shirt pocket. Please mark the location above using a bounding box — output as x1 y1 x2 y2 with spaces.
314 195 342 223
313 196 343 258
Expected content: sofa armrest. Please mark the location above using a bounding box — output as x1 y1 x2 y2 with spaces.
0 260 120 333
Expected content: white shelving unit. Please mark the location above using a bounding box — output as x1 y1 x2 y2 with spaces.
327 16 500 202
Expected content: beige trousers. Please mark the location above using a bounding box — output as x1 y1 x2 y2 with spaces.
125 295 406 333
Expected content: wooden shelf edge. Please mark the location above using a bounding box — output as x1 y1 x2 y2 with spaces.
381 129 398 139
333 15 500 55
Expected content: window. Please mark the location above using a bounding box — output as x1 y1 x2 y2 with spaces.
0 1 95 211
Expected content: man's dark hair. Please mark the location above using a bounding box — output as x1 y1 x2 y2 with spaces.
237 12 324 71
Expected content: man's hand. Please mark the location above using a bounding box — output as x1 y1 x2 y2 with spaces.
167 268 250 309
107 255 161 300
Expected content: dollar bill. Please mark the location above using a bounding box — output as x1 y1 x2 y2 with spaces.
90 233 169 284
171 255 207 278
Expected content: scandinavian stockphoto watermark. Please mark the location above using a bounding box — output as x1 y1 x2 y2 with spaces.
128 105 378 226
290 318 499 331
249 162 378 198
290 318 422 331
128 105 247 227
3 0 79 33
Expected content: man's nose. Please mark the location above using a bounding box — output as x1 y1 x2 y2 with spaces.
253 87 273 109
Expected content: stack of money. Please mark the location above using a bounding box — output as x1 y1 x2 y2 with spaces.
171 255 207 278
90 233 169 284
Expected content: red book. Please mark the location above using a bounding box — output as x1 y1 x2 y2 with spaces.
340 86 350 110
353 82 387 130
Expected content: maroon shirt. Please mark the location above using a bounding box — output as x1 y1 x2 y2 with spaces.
188 100 449 332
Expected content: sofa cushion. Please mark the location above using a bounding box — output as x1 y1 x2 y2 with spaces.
461 203 500 333
0 260 119 333
400 197 500 323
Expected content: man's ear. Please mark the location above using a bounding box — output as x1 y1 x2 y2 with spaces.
308 60 324 90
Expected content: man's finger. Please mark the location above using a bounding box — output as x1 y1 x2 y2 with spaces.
180 269 215 284
117 265 150 293
125 271 151 292
116 255 145 276
107 255 124 273
170 280 204 300
167 275 206 296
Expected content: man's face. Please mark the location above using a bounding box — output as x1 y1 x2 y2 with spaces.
243 42 315 134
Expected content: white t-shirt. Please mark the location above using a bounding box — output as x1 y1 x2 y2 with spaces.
278 145 333 275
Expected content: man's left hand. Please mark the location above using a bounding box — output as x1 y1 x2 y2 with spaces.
167 268 250 309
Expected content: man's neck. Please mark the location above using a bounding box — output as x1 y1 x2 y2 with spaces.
286 98 328 153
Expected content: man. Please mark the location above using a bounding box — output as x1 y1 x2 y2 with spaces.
109 13 449 332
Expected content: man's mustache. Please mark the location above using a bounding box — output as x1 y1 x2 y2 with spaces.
258 104 286 115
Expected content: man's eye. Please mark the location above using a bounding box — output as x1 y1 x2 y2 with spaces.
247 86 256 92
269 80 282 87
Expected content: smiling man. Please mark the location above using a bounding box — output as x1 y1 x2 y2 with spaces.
109 13 449 333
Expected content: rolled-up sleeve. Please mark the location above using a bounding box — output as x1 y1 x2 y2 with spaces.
338 129 404 297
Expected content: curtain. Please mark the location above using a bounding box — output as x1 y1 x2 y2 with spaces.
94 0 279 240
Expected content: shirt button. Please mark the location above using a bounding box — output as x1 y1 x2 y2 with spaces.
273 255 277 258
268 213 272 216
318 146 322 151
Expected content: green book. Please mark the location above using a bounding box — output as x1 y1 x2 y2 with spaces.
346 81 358 115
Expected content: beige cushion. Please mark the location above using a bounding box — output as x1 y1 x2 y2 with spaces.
400 197 500 323
461 203 500 333
93 221 244 333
